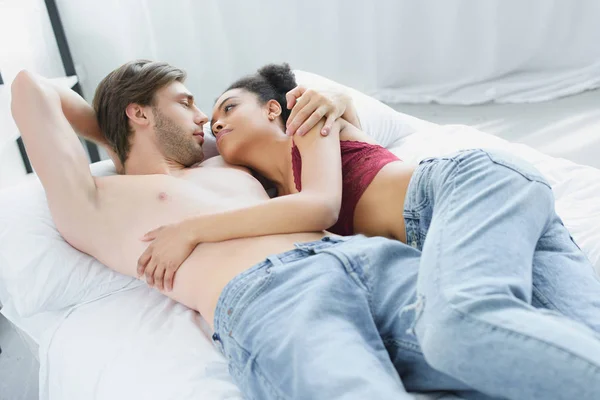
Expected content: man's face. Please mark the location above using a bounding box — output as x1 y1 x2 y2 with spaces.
150 81 208 167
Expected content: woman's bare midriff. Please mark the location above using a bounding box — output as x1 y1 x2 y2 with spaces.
336 121 416 243
353 160 416 243
89 164 326 330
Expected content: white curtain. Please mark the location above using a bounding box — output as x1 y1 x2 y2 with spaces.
32 0 600 112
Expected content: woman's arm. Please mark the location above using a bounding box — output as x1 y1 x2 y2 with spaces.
188 119 342 242
137 120 343 290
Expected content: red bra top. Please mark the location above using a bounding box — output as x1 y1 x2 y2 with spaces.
291 140 400 236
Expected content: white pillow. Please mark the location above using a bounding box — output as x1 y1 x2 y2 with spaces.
202 69 434 151
0 162 141 317
292 70 436 147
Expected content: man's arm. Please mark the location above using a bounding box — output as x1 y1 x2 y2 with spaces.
33 76 124 173
10 70 102 252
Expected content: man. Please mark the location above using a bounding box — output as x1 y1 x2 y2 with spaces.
12 60 600 400
11 60 420 399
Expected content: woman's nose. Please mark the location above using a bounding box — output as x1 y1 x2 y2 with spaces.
213 121 224 134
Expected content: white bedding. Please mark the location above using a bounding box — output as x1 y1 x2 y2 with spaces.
25 121 600 400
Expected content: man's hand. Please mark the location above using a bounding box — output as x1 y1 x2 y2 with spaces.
285 86 353 137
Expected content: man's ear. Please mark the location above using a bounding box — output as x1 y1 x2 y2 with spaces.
125 103 150 127
266 100 282 120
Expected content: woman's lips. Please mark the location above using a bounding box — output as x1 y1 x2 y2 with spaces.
216 129 232 144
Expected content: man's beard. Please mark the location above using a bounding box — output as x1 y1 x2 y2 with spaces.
152 107 204 167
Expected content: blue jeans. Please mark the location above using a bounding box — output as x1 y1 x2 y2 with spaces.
403 149 600 399
213 149 600 399
213 236 478 399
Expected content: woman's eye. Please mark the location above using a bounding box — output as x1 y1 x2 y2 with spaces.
182 102 190 108
224 104 235 112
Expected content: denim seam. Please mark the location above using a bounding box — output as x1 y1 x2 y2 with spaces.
531 284 555 309
215 260 270 333
358 250 376 313
382 337 422 355
481 151 552 189
446 301 600 373
322 248 374 312
430 157 459 303
434 156 600 374
227 336 288 400
404 161 434 217
228 272 274 335
321 249 370 293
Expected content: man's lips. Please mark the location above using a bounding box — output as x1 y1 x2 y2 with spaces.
216 129 232 143
193 131 204 144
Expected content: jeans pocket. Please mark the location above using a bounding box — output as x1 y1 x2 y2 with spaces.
227 268 275 335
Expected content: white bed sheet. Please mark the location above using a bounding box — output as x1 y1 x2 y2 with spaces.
38 122 600 400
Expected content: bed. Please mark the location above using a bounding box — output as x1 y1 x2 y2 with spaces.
1 71 600 400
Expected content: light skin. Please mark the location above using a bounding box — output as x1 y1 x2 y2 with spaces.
137 86 416 291
11 69 347 325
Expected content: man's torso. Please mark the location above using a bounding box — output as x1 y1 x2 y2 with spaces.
86 157 324 325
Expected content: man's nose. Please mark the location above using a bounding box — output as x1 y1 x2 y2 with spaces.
195 108 209 126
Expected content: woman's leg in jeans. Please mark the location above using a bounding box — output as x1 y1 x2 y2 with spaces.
410 149 600 400
531 211 600 331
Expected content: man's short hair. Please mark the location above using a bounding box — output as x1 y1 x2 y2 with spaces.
92 60 186 165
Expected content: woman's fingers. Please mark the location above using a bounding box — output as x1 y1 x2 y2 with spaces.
137 248 152 277
286 88 343 136
321 114 336 136
286 85 306 110
164 263 178 292
286 94 314 135
295 105 328 136
154 264 166 291
141 228 159 241
145 258 158 287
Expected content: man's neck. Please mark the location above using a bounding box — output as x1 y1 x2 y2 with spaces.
123 138 186 176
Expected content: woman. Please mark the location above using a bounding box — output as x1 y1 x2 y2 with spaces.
137 64 416 256
138 64 600 399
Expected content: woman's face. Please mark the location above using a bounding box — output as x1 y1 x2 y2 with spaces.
211 88 281 163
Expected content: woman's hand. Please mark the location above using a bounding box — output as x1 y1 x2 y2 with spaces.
137 220 198 292
285 86 353 137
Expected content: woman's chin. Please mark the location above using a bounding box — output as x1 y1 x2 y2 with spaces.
216 140 240 164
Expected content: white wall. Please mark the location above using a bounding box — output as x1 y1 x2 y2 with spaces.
0 0 71 189
54 0 600 112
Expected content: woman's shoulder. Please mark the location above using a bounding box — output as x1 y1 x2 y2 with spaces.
337 119 379 145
